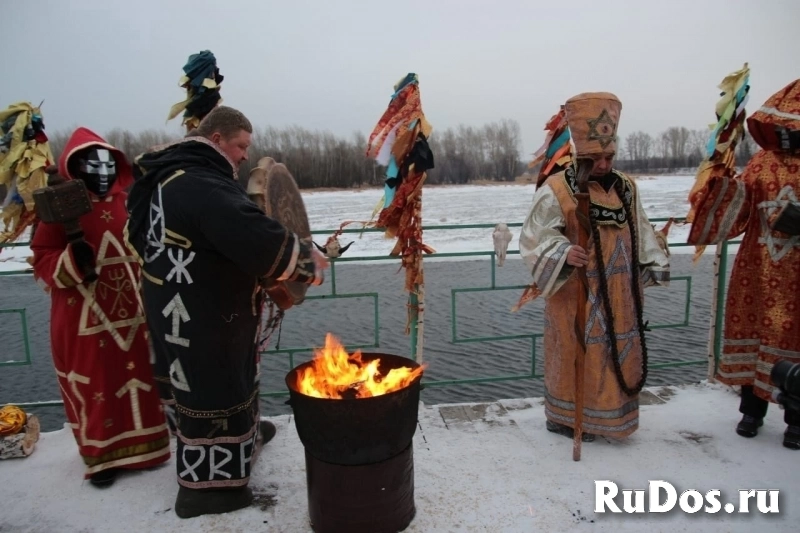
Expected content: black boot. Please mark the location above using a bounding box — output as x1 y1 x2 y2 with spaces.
784 425 800 450
736 415 764 438
174 485 254 519
737 386 768 438
546 420 595 442
89 468 119 488
259 420 276 446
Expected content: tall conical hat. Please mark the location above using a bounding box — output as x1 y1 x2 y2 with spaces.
564 92 622 156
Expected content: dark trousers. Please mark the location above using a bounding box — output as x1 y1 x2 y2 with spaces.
740 386 800 426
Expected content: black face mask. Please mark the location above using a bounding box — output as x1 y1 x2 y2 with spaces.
75 148 117 197
777 126 800 152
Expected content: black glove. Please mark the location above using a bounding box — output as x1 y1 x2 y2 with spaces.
771 201 800 236
70 239 97 282
286 239 324 286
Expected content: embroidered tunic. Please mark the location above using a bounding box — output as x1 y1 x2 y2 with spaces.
519 169 669 437
31 128 170 478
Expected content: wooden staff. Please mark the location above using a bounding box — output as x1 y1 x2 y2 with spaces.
410 191 426 364
572 159 593 461
706 242 722 381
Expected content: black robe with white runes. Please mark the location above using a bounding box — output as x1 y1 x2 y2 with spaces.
126 137 303 489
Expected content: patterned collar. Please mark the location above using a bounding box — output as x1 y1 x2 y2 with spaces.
562 166 633 227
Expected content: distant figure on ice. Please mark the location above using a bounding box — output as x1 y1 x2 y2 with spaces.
492 223 513 266
519 92 670 442
126 106 327 518
314 236 354 258
688 79 800 450
30 128 170 487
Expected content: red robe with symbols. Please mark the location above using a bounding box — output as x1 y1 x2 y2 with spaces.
688 80 800 403
31 127 170 478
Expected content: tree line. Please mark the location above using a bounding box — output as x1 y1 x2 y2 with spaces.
32 121 759 192
44 120 526 188
616 127 758 173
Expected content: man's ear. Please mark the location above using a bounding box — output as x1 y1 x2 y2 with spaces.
210 132 222 144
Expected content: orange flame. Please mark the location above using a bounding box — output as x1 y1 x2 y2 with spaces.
295 334 424 399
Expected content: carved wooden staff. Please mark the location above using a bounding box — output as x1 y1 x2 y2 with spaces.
572 158 593 461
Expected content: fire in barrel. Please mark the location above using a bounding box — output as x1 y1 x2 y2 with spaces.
285 334 425 533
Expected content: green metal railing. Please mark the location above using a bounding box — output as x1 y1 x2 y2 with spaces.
1 218 735 408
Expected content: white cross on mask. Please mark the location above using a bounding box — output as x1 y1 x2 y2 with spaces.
78 147 117 196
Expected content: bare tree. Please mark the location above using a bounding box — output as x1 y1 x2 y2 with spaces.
663 126 691 168
736 130 758 166
657 131 671 162
639 132 653 161
625 132 639 162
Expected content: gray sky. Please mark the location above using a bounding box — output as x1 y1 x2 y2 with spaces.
2 0 797 156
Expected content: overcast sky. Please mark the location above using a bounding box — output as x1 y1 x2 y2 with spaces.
2 0 797 155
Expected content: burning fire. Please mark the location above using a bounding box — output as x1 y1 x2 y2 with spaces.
295 334 424 399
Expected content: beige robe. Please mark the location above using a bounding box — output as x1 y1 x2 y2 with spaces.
519 169 669 437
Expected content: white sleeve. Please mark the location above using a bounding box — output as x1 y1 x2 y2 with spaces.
518 184 575 298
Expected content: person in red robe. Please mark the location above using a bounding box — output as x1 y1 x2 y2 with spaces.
31 127 171 485
688 79 800 450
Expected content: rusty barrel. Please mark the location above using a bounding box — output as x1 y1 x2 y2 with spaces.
285 352 422 532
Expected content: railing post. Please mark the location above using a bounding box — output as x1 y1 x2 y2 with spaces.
0 309 32 367
490 253 496 289
20 308 30 365
409 290 419 361
708 240 729 380
329 260 337 296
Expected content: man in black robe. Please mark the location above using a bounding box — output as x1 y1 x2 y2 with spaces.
126 106 325 518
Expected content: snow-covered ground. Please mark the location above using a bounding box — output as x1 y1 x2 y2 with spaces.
0 382 795 532
0 175 717 273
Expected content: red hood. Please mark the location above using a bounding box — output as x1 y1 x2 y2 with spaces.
57 127 133 194
747 79 800 151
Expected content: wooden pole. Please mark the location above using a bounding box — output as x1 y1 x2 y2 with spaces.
706 242 723 382
410 193 425 364
572 159 593 461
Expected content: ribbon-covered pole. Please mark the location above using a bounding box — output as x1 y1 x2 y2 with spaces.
0 102 54 249
365 74 435 363
687 63 750 263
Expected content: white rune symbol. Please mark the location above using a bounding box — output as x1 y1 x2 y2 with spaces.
162 293 191 347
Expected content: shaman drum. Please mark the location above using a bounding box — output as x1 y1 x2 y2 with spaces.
247 158 312 309
247 157 276 212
